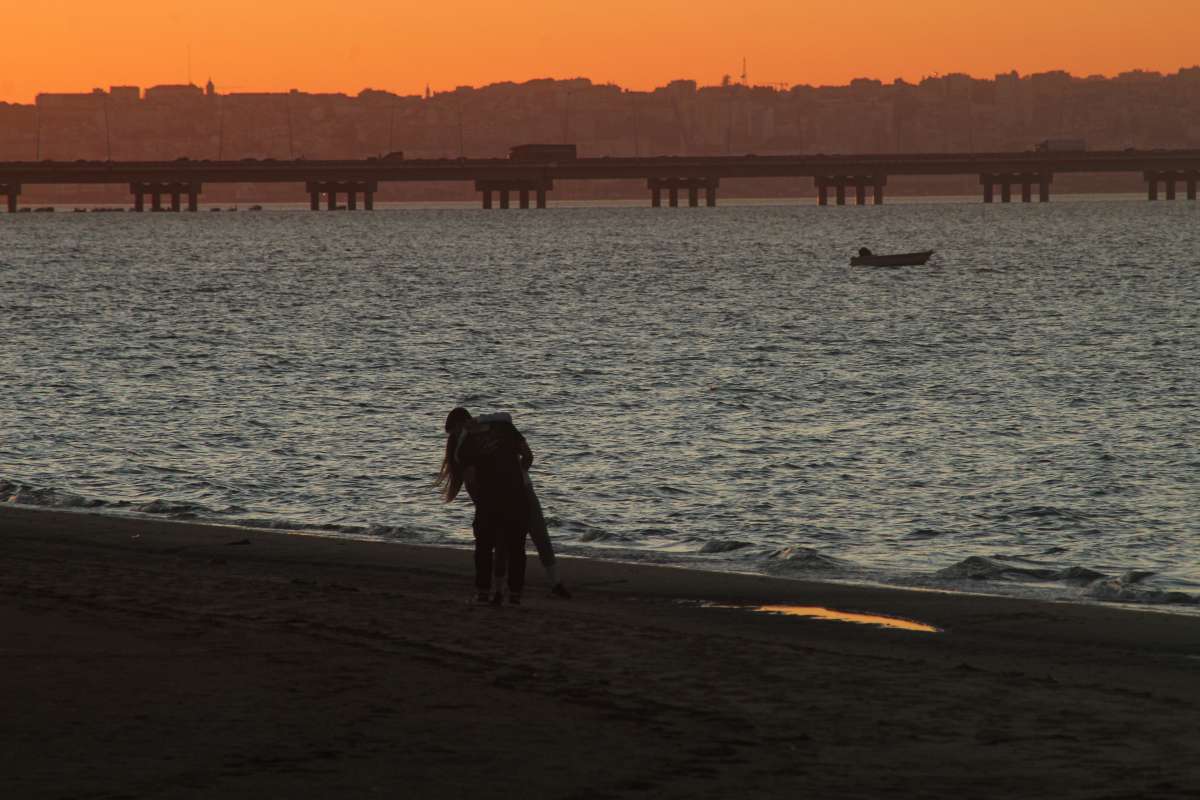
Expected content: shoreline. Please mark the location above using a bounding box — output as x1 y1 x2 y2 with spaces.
3 502 1200 797
5 498 1197 619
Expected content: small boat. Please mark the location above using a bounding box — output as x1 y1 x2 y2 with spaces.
850 248 934 267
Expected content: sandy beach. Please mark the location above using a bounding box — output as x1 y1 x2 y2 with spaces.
3 503 1199 799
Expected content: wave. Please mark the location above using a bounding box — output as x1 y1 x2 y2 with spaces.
1084 570 1198 606
935 555 1104 584
699 539 754 554
763 546 850 573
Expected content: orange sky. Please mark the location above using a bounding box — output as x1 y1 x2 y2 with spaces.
3 1 1197 103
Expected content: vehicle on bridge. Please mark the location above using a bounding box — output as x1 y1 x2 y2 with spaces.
510 144 577 162
1035 138 1087 152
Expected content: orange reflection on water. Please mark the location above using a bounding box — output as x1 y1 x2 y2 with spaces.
753 605 940 633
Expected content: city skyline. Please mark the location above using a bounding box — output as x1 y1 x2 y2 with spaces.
3 0 1198 104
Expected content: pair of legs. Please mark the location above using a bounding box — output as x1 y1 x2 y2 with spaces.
473 507 527 601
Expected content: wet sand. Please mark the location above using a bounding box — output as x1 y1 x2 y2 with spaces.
3 503 1199 799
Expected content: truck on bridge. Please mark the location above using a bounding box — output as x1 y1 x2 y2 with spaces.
1035 138 1087 152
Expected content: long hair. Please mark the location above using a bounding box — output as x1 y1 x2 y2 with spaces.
436 407 471 502
436 432 464 502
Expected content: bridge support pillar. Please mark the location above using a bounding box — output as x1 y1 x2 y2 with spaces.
687 182 699 207
478 179 550 209
835 179 846 206
816 178 829 206
705 178 718 207
169 186 182 213
1188 173 1198 201
854 178 866 206
1166 174 1177 201
1000 178 1012 203
668 184 679 207
187 186 199 212
651 184 661 207
305 181 376 211
1021 178 1032 203
1 183 17 213
1039 173 1052 202
151 190 163 212
873 175 886 205
981 174 994 203
1145 172 1159 201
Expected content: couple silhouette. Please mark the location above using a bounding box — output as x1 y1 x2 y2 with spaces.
438 407 569 605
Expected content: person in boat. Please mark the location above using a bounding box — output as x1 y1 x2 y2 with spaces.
858 247 872 257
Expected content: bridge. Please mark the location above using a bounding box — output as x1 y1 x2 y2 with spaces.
3 150 1200 212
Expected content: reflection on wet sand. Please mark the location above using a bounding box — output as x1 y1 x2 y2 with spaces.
750 605 941 633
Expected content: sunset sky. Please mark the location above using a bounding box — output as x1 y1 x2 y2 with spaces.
3 1 1197 103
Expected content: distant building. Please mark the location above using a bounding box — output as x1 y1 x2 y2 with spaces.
206 79 216 97
109 86 140 104
144 84 204 104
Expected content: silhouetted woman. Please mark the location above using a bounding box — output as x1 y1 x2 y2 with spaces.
438 407 532 604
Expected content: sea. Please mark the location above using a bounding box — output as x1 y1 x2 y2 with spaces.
2 197 1198 611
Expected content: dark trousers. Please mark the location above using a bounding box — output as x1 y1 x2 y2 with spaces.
473 508 528 594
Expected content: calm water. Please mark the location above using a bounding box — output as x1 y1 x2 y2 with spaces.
2 200 1198 609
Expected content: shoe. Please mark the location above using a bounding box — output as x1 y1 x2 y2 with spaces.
508 593 522 606
551 582 572 599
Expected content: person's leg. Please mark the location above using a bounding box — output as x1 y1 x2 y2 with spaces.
506 528 528 600
526 479 555 569
472 515 493 597
526 478 568 595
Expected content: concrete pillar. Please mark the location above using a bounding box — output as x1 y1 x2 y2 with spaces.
132 184 145 213
835 179 846 206
1147 173 1159 201
854 179 866 206
1188 174 1197 201
169 188 181 212
687 182 699 207
982 175 994 203
519 188 530 209
499 189 510 209
151 191 162 212
1000 180 1012 203
705 183 716 207
326 187 337 210
817 179 829 206
873 178 885 205
347 189 358 211
1021 179 1032 203
364 190 374 211
483 189 493 209
4 186 17 214
536 187 547 208
1166 173 1177 201
1039 174 1051 203
310 191 320 211
651 185 661 207
668 185 678 207
187 186 199 212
